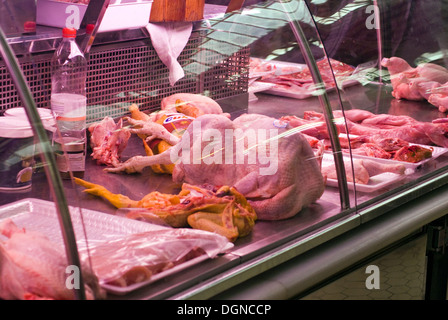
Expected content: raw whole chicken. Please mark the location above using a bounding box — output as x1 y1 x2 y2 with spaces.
381 57 448 101
105 113 325 221
0 219 105 300
141 93 231 124
161 93 230 118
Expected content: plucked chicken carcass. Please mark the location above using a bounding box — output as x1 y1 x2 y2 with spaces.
139 93 230 123
0 219 105 300
74 180 256 242
161 93 230 119
104 112 325 221
381 57 448 101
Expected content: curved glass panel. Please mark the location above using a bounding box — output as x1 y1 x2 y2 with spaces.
306 0 448 213
0 0 360 300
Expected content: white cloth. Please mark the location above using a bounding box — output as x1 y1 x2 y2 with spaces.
145 22 193 86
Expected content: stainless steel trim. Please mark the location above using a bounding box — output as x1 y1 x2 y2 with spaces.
283 2 350 210
181 181 448 300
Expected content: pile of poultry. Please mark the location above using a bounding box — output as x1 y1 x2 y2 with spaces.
280 108 448 184
249 58 356 96
282 109 443 161
82 92 448 223
381 56 448 113
79 93 326 240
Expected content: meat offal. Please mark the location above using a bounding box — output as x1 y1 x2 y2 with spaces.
74 180 257 242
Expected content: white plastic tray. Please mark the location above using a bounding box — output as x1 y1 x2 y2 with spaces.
248 81 275 93
36 0 153 33
340 142 448 171
249 58 360 99
263 78 360 100
322 142 448 192
326 171 407 193
0 198 232 295
322 153 409 193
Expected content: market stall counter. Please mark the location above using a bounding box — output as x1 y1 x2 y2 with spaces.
2 0 448 301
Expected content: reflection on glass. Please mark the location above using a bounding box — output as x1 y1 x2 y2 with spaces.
0 0 36 37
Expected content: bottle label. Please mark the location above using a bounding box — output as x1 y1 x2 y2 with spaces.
54 137 86 175
56 152 85 172
51 93 86 121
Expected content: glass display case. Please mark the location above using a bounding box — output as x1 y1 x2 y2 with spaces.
1 0 448 300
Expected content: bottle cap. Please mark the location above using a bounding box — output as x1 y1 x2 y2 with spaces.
62 28 77 38
23 21 36 33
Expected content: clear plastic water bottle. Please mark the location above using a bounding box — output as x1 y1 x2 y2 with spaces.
51 27 87 179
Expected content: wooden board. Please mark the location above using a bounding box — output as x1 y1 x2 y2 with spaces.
150 0 205 22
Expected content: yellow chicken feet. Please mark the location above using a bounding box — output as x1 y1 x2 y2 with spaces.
74 177 141 208
104 151 173 174
125 117 181 146
127 104 190 175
